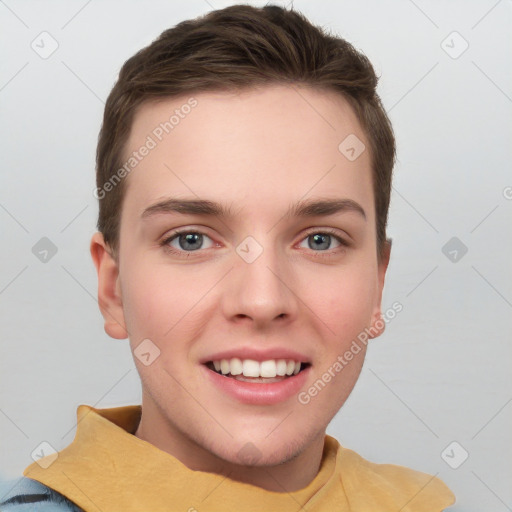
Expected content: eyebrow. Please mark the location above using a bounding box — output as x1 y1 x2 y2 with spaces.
141 197 366 221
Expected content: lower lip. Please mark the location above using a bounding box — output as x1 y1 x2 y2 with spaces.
202 364 311 405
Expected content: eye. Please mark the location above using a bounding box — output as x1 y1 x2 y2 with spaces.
160 227 349 258
161 230 214 254
298 229 348 253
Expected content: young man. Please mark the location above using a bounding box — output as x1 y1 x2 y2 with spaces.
1 4 455 511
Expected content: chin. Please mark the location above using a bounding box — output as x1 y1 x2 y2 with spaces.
208 430 311 468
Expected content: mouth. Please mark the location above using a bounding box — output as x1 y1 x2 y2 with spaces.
204 358 312 383
202 357 312 405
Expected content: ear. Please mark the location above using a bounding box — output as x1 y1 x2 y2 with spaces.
90 232 128 339
368 239 392 339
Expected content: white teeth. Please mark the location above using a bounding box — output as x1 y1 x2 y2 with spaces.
260 360 276 378
230 357 243 375
210 358 305 378
276 359 287 376
242 359 260 377
220 359 230 375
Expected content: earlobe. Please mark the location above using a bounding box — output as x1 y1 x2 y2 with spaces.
368 310 386 339
90 232 128 340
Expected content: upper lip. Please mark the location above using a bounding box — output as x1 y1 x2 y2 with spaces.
200 347 312 364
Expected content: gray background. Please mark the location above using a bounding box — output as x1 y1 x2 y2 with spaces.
1 1 511 510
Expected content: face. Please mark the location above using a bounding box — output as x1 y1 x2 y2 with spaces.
91 84 389 475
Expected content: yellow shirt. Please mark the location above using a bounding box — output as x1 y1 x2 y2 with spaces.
23 404 455 511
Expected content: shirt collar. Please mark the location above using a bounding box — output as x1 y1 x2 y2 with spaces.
23 403 455 511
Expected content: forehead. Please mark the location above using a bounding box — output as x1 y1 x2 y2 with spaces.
121 84 373 222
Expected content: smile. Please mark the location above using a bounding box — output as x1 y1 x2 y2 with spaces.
202 359 312 405
208 358 310 379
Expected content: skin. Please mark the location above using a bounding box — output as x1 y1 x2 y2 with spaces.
90 84 390 492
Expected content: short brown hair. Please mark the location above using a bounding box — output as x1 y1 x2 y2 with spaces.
95 4 395 260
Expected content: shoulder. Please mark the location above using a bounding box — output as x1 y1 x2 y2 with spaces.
0 477 84 512
338 446 456 511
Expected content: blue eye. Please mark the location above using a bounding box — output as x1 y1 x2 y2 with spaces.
161 228 349 258
299 232 345 251
163 231 215 253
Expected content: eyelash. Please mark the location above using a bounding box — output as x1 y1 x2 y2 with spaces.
160 228 350 259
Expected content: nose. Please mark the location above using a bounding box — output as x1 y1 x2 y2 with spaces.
222 237 299 329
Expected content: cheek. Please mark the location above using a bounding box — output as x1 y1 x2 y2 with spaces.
121 261 212 346
121 263 178 339
121 266 196 387
307 260 377 336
